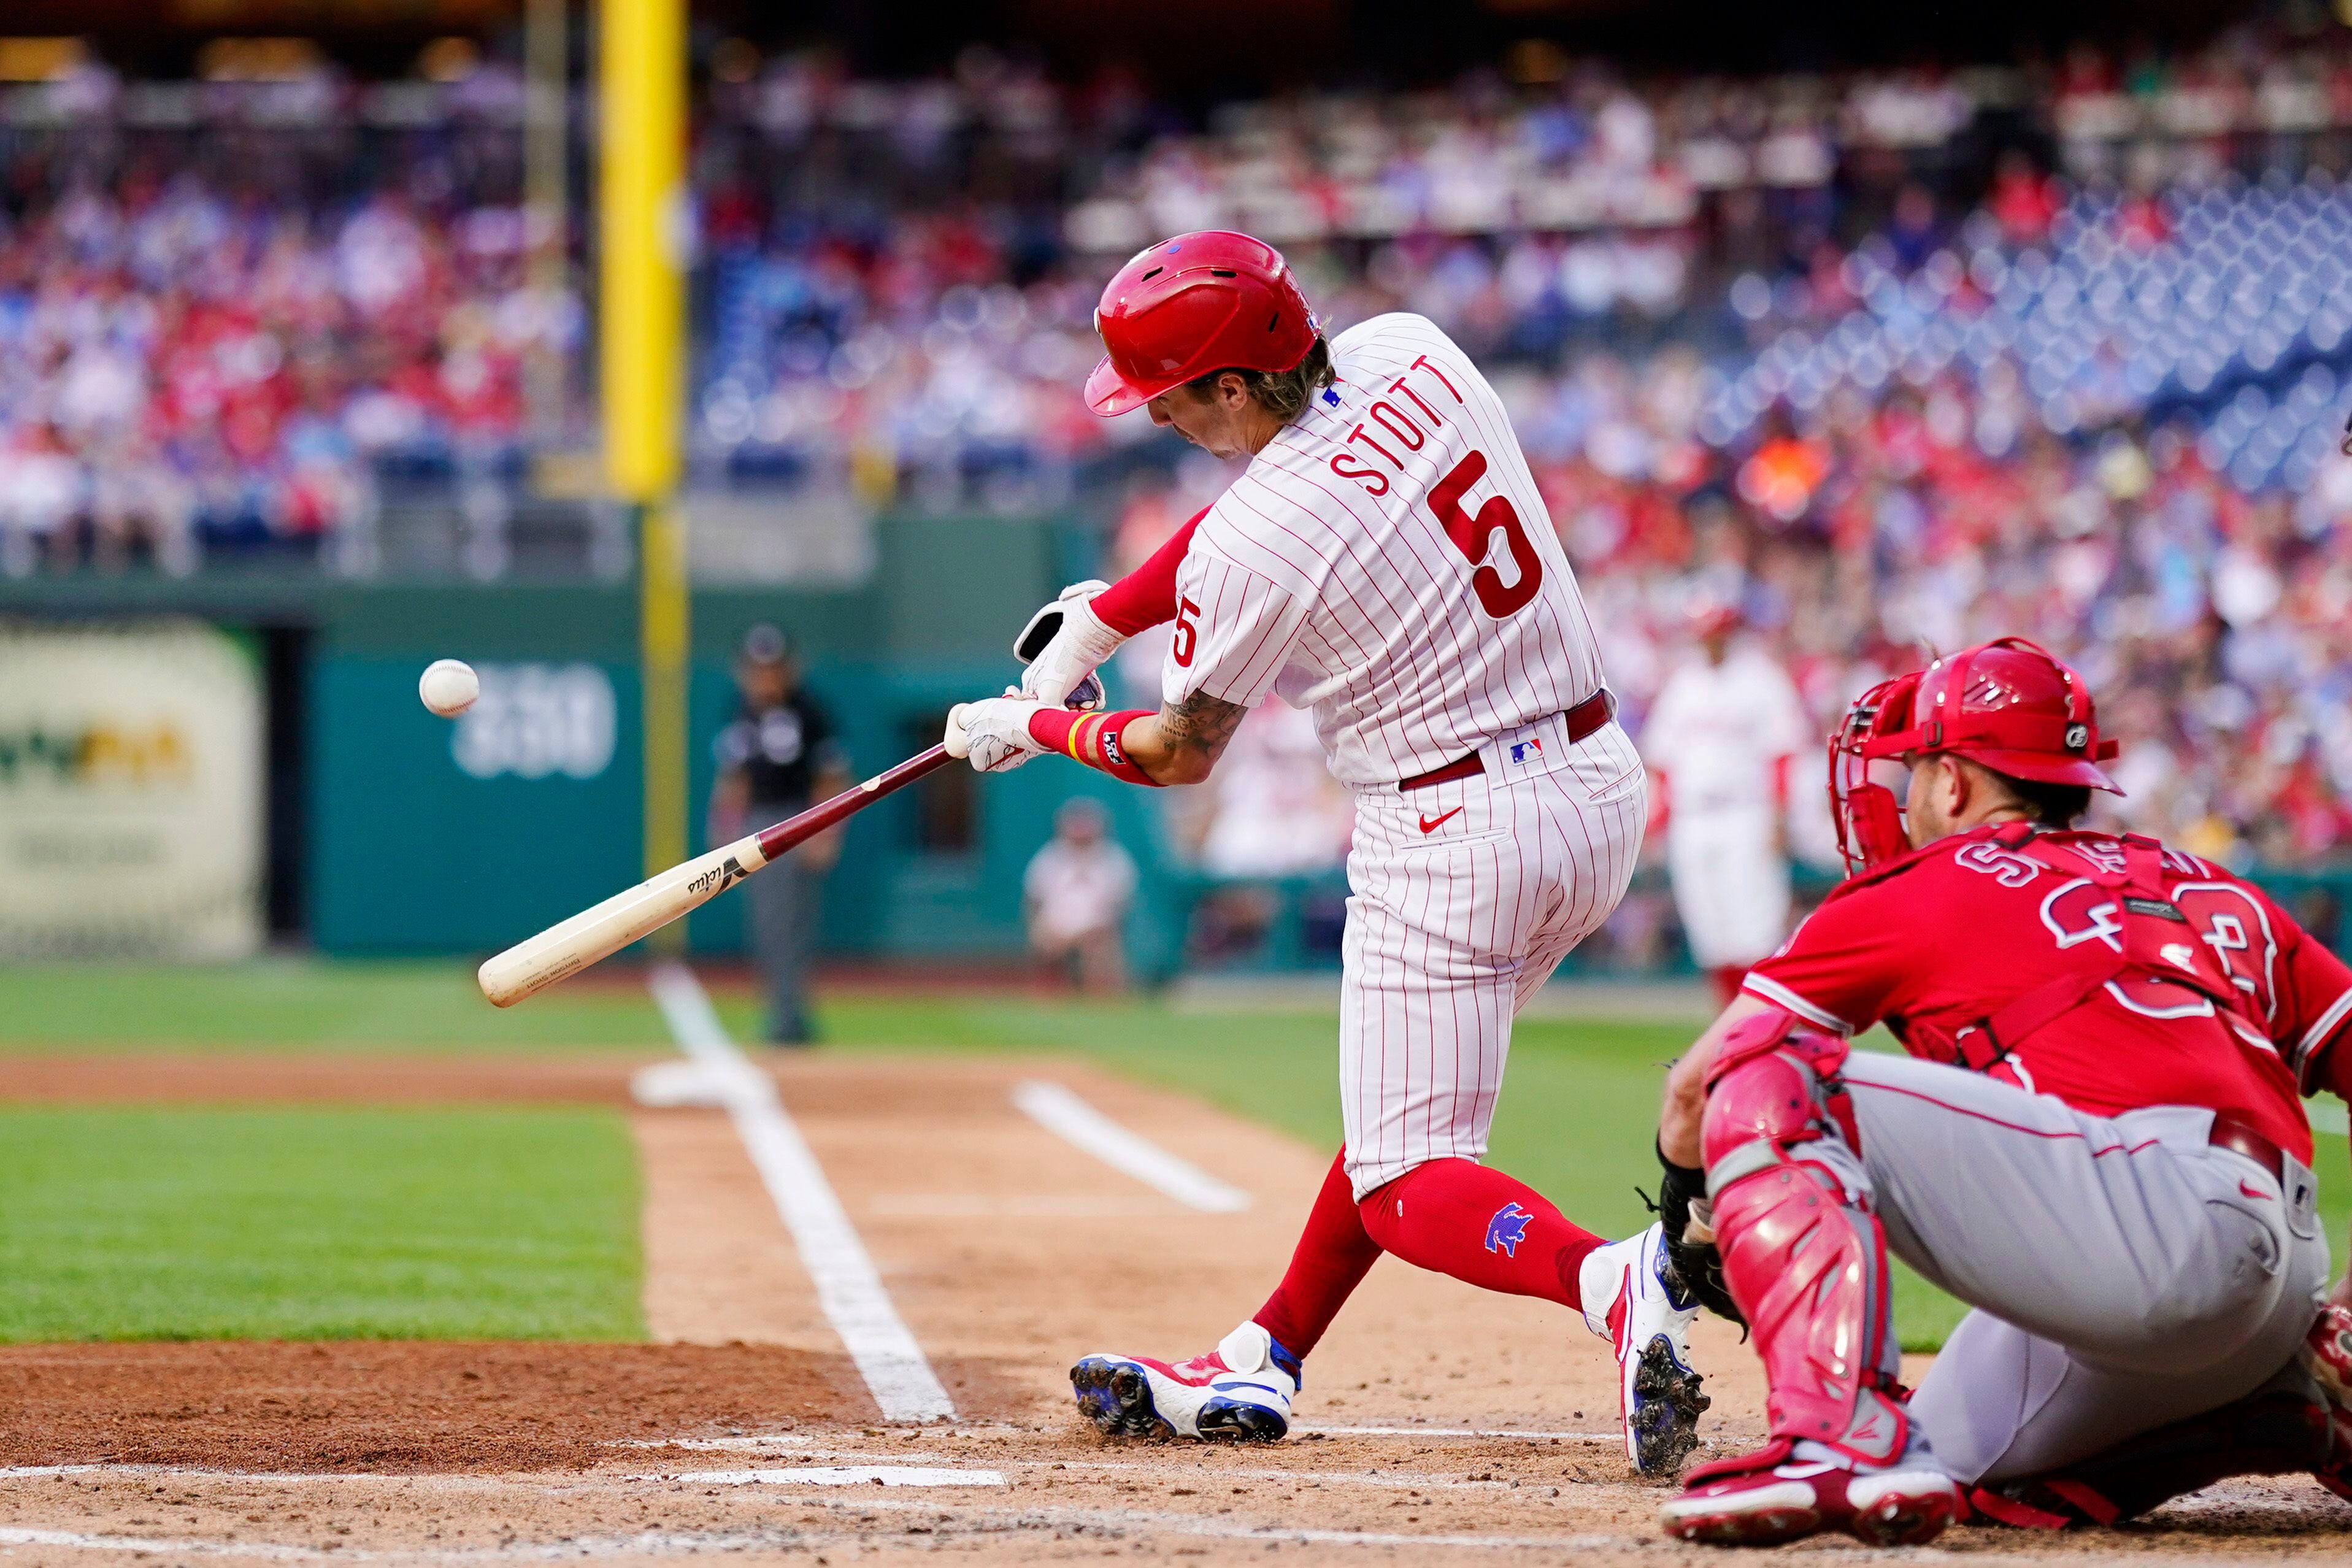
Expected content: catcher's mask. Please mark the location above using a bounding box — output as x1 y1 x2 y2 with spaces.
1828 637 2123 874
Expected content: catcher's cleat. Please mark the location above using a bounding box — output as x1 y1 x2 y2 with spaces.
1583 1220 1708 1475
2305 1302 2352 1501
1070 1320 1301 1442
1662 1437 1961 1547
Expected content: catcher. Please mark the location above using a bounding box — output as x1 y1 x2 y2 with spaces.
1641 636 2352 1546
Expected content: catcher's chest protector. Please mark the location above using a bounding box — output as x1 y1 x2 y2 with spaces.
1919 826 2261 1075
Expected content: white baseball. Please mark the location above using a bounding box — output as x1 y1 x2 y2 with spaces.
419 658 480 718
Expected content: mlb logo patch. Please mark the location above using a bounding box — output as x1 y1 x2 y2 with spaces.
1507 736 1544 767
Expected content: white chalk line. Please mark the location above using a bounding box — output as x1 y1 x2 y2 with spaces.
1299 1423 1623 1442
0 1526 324 1559
0 1467 2339 1563
645 961 954 1424
1010 1079 1252 1212
0 1454 1615 1499
623 1464 1002 1487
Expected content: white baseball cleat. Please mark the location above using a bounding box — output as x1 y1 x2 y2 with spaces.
1582 1221 1708 1474
1070 1320 1301 1442
1661 1439 1961 1547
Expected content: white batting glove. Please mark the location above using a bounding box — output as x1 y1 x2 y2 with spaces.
1017 581 1126 708
943 694 1050 775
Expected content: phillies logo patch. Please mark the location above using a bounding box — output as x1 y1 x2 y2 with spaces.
1484 1202 1532 1257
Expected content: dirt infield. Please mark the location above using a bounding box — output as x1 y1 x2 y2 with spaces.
0 1047 2343 1564
0 1342 859 1472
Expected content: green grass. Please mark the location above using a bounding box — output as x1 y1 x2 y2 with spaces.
0 959 667 1049
1 961 2342 1351
0 1107 644 1341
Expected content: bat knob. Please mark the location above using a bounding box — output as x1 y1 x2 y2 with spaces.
943 702 975 759
1066 673 1105 712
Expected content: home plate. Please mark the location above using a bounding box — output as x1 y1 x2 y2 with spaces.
631 1466 1007 1488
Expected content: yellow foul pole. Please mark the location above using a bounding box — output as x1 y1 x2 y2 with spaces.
599 0 688 927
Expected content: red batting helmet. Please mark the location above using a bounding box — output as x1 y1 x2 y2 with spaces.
1829 637 2122 872
1083 231 1319 417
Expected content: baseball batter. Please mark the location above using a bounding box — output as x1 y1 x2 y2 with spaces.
1640 605 1806 1003
943 231 1707 1471
1636 637 2352 1547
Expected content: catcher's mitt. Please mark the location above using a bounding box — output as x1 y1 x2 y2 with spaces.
1647 1142 1745 1330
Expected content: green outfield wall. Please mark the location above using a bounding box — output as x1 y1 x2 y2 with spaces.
0 517 1180 963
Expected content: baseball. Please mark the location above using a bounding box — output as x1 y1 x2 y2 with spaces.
418 658 480 718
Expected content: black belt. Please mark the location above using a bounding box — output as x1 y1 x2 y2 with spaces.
1397 690 1614 792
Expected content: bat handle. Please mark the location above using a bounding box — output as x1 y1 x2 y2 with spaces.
753 744 953 863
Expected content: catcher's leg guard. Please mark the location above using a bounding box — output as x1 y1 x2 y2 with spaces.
1701 1011 1907 1467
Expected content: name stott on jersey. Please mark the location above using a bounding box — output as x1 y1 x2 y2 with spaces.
1743 823 2352 1164
1163 313 1605 786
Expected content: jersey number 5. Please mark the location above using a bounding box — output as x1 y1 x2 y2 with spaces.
1428 451 1543 618
1170 595 1201 667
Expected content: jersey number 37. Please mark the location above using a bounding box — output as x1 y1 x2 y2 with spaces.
1429 451 1543 618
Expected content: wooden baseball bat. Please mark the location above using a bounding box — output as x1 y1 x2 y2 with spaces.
478 744 952 1007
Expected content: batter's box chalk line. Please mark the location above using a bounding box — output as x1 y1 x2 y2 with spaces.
1010 1078 1253 1212
645 962 955 1424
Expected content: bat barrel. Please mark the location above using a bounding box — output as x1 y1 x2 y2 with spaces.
477 744 955 1008
476 834 767 1006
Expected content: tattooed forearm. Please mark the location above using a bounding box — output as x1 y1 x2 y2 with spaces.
1163 691 1247 764
1120 690 1248 785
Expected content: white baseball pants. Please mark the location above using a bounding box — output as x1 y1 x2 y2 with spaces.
1666 805 1790 970
1340 714 1646 1198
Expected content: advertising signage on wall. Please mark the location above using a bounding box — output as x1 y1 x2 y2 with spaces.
0 620 264 958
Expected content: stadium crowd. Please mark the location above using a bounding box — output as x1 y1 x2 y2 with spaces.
5 24 2352 870
0 143 571 571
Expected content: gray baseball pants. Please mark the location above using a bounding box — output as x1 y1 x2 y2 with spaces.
1826 1049 2329 1485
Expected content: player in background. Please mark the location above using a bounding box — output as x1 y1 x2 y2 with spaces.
944 231 1708 1473
1634 637 2352 1547
1640 603 1807 1004
1023 797 1138 993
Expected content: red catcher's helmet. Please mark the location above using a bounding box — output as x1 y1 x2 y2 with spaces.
1829 637 2123 873
1083 231 1318 417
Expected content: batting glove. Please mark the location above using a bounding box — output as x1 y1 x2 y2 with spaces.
944 694 1050 774
1017 581 1125 709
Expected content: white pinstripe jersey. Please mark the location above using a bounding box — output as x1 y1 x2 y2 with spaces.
1162 313 1607 789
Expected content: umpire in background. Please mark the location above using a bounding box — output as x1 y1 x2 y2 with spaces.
707 626 849 1045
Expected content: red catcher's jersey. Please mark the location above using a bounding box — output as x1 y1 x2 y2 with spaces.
1743 824 2352 1164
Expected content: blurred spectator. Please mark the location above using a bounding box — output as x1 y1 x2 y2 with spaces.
1192 701 1353 877
0 164 574 572
1024 797 1137 993
709 626 849 1044
1639 603 1807 1002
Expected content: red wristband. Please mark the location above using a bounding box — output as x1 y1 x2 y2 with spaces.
1027 707 1161 786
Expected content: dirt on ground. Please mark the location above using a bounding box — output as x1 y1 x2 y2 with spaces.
0 1342 861 1472
0 1048 2343 1565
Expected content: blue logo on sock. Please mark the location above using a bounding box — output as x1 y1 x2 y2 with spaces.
1484 1202 1532 1257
